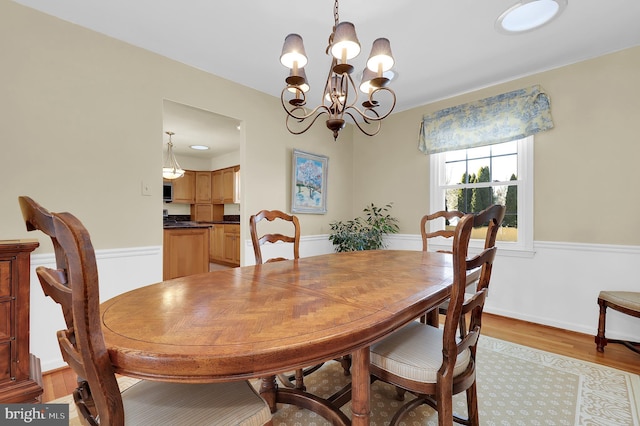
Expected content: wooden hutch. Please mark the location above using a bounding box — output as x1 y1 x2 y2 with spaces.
0 239 43 403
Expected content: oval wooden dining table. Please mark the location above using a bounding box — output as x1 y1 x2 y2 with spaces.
100 249 453 425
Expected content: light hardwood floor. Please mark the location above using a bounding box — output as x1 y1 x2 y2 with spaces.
40 313 640 402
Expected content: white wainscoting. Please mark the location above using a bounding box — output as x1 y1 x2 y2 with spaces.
386 235 640 343
29 246 163 372
32 237 640 372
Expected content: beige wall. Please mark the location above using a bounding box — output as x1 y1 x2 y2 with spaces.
354 46 640 245
3 1 639 256
2 2 354 255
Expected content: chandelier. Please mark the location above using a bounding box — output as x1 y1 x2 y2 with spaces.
162 131 185 180
280 0 397 140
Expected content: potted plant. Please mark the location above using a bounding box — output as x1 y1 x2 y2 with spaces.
329 203 400 252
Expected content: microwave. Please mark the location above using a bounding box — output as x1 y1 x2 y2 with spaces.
163 181 173 203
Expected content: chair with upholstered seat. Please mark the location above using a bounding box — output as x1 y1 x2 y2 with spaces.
420 210 465 327
20 196 273 426
249 209 350 389
420 209 464 253
422 206 503 335
596 291 640 354
249 210 312 390
369 205 505 426
249 209 301 264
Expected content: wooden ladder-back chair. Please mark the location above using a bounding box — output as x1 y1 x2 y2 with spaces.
422 205 505 335
19 196 272 426
369 205 505 426
249 209 309 390
249 210 350 389
596 291 640 354
420 210 465 253
249 209 301 265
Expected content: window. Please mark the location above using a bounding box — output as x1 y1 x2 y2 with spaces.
429 136 533 255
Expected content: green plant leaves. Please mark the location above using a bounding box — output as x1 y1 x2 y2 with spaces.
328 203 399 252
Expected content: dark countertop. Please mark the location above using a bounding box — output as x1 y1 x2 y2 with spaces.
163 215 239 228
163 221 212 229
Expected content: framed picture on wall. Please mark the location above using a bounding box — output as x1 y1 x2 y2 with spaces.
291 149 328 214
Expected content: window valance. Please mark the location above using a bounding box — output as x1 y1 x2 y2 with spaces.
418 85 554 155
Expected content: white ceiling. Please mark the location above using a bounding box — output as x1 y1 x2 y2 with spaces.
162 100 241 159
13 0 640 156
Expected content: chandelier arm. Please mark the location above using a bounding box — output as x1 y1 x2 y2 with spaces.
349 87 397 122
321 57 338 107
341 72 359 110
281 88 331 121
343 110 382 137
285 108 330 135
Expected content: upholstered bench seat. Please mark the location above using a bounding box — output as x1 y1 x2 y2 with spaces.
596 291 640 355
598 291 640 311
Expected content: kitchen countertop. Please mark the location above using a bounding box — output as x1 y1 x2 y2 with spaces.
163 221 212 229
163 215 240 228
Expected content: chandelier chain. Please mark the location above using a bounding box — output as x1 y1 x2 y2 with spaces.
327 0 340 54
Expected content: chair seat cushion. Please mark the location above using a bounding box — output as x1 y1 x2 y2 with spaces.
599 291 640 311
121 380 271 426
370 321 471 383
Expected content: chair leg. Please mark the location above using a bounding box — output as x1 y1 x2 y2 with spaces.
277 369 306 390
394 386 406 401
595 299 608 352
461 382 479 426
337 355 351 376
437 391 454 426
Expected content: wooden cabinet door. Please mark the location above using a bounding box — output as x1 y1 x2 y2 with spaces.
222 168 235 203
163 228 210 280
171 170 195 204
222 225 240 265
195 171 212 204
212 170 224 204
191 204 213 222
211 225 225 262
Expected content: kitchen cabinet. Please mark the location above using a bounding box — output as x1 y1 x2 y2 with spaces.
170 170 195 204
223 224 240 266
212 166 240 204
163 227 210 280
212 170 224 204
195 171 212 203
210 224 239 266
210 225 225 263
0 240 43 403
191 203 213 222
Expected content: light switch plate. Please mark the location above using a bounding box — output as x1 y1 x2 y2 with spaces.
141 180 152 196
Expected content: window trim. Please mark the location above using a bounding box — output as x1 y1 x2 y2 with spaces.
429 136 534 255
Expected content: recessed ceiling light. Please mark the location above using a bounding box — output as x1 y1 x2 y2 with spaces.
496 0 567 34
189 145 210 151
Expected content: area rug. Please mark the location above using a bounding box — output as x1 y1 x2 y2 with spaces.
54 336 640 425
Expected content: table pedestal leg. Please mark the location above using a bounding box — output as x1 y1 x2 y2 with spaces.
350 347 370 426
259 375 278 413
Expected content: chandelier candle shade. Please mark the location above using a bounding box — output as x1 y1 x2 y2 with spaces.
162 131 185 180
280 0 397 140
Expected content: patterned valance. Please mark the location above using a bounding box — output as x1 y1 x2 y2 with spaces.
418 85 554 155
